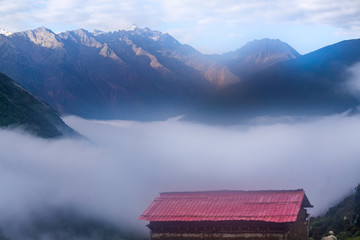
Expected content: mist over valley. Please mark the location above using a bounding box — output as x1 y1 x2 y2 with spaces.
0 115 360 239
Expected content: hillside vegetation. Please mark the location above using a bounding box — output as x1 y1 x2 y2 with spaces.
0 73 76 138
310 184 360 240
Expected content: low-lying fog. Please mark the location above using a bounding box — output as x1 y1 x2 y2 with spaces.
1 114 360 234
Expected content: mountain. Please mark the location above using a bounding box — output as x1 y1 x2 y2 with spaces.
309 184 360 240
0 72 77 138
214 38 301 79
187 39 360 123
0 26 241 120
0 26 300 120
0 28 12 36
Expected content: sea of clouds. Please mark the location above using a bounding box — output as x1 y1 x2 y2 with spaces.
0 114 360 235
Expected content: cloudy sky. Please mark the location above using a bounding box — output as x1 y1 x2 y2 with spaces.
0 0 360 53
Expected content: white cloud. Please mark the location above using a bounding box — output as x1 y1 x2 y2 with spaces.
157 0 360 27
228 33 244 39
1 0 359 32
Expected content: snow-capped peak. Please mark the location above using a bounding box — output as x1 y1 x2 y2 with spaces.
0 28 12 36
126 24 138 31
92 29 106 36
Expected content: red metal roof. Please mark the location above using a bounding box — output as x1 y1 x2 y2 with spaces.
139 189 312 223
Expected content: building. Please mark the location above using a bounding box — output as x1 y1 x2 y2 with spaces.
139 189 312 240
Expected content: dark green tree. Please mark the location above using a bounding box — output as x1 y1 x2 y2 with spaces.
354 184 360 227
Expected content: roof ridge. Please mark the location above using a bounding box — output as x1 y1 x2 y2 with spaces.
142 214 299 217
160 189 304 194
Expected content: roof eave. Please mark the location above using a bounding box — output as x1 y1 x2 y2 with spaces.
301 194 313 208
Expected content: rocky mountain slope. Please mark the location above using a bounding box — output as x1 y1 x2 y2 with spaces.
0 27 300 120
187 38 360 123
0 27 217 119
214 38 300 79
0 73 77 138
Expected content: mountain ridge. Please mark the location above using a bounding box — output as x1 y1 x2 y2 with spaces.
185 38 360 123
213 38 301 79
0 72 77 138
0 26 301 120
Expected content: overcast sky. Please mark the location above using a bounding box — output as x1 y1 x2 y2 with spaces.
0 0 359 54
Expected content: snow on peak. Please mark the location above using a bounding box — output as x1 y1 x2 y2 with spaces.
150 35 160 41
133 26 162 41
126 24 138 31
147 29 162 41
119 25 164 41
92 29 106 36
0 28 12 36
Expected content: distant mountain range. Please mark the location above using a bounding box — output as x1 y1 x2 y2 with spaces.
213 38 300 79
0 73 76 138
1 26 359 124
188 38 360 123
0 27 299 120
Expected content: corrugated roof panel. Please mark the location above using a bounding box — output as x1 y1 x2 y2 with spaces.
139 190 311 223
